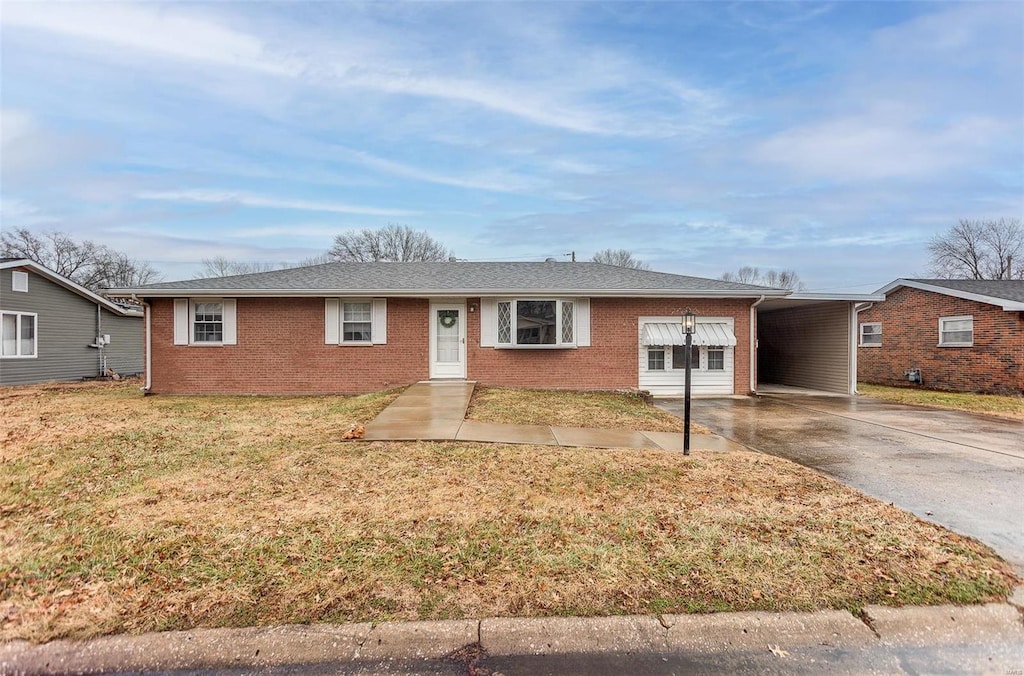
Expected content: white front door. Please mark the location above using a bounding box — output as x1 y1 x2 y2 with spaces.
429 302 467 379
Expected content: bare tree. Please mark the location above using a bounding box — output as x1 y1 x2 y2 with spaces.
928 218 1023 279
328 224 452 262
199 256 280 278
591 248 651 270
721 266 804 290
295 253 334 267
0 228 159 291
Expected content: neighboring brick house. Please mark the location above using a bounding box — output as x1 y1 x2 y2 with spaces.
857 279 1024 394
112 261 876 397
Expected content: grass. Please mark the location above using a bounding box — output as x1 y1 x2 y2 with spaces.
1 381 1017 643
465 386 710 434
858 383 1024 421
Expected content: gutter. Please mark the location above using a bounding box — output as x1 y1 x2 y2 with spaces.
850 302 874 395
749 295 766 395
111 288 792 300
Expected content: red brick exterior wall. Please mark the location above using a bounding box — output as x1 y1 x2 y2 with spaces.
149 296 753 395
857 287 1024 394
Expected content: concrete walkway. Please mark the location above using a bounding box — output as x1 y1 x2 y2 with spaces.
363 381 742 452
5 598 1022 674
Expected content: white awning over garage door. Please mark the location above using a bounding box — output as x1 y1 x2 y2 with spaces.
641 322 737 347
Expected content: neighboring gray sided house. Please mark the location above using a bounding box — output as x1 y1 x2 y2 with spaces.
0 259 144 386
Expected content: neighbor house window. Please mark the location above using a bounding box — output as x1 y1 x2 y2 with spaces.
860 323 882 346
707 347 725 370
496 299 576 347
193 302 223 343
1 311 36 358
12 271 28 293
672 345 700 369
342 301 372 342
648 347 665 370
939 316 973 347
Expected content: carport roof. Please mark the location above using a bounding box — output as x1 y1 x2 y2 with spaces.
879 279 1024 311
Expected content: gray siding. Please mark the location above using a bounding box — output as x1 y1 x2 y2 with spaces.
757 302 851 393
0 267 143 385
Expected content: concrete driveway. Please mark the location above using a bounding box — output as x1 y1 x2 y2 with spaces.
658 393 1024 572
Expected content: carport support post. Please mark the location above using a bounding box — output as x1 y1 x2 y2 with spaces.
682 309 696 456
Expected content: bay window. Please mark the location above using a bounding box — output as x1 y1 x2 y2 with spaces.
496 299 576 348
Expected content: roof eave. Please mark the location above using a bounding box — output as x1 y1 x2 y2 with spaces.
2 259 141 317
879 279 1024 311
113 287 792 299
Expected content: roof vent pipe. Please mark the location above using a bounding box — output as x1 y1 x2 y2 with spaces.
544 257 557 262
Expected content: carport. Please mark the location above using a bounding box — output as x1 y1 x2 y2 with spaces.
755 293 883 395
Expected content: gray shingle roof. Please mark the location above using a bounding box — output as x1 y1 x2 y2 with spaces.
124 262 786 296
906 279 1024 304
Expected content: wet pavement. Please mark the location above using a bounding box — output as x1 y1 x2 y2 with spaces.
659 393 1024 571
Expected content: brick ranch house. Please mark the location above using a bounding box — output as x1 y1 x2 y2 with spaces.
857 279 1024 394
111 261 879 397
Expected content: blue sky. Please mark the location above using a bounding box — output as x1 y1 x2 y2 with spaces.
1 1 1021 291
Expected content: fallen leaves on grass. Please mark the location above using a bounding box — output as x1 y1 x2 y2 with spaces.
0 381 1017 643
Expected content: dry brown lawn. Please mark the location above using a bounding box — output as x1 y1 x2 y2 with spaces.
465 386 710 433
1 381 1016 643
858 383 1024 421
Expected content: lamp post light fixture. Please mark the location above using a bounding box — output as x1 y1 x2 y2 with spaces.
682 308 696 456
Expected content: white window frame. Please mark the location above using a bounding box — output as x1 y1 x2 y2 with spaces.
707 346 725 371
938 315 973 347
859 322 882 347
495 298 577 349
191 300 225 344
12 271 29 293
647 347 666 371
1 311 38 359
342 299 373 344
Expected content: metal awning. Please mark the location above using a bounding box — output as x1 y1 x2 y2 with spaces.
641 322 737 347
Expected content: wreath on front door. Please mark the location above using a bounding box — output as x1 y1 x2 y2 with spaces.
439 310 458 329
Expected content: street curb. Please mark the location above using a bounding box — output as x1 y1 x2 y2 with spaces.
3 603 1023 675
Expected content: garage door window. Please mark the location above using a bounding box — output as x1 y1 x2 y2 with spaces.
648 348 665 370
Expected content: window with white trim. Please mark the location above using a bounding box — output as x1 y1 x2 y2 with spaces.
1 311 37 358
671 345 700 370
496 299 576 347
860 323 882 346
707 347 725 370
648 347 665 370
12 271 28 292
193 302 223 343
342 301 372 343
939 316 973 346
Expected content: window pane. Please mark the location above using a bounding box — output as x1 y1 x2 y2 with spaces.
672 345 699 369
497 302 512 344
436 310 459 362
343 302 371 322
194 302 222 322
943 319 972 332
2 314 16 356
708 347 724 370
20 315 35 356
648 348 665 370
942 330 972 344
561 301 574 344
343 322 371 342
516 300 556 345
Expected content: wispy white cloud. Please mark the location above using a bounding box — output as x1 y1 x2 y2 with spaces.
136 189 417 217
333 146 537 193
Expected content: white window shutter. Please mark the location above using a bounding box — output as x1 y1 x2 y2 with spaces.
371 298 387 344
221 299 237 345
479 298 496 347
576 298 591 346
173 299 189 345
325 299 340 344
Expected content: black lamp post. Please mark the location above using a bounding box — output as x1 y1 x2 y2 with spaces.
682 309 696 456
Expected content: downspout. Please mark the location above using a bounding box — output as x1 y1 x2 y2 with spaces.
851 302 874 395
96 304 103 376
142 299 152 393
749 295 765 395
